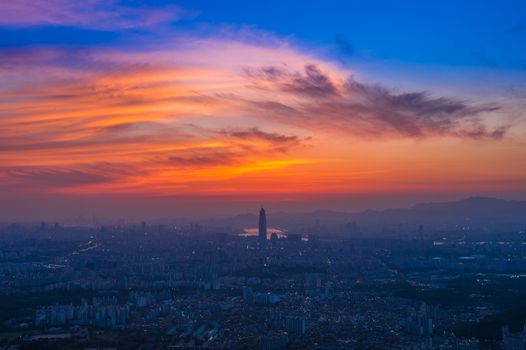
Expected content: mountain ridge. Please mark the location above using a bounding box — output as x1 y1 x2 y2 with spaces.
212 197 526 233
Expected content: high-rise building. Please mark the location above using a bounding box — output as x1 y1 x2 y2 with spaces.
284 315 308 334
259 207 267 241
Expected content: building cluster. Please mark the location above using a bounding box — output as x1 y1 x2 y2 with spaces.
35 297 129 328
1 210 526 349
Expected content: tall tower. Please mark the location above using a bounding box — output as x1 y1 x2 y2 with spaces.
259 207 267 241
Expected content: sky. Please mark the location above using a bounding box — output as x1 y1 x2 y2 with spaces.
1 0 526 220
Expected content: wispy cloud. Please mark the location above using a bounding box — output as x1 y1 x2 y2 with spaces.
220 128 303 148
0 32 519 196
0 163 146 188
0 0 186 30
244 64 505 139
245 64 340 98
168 150 237 167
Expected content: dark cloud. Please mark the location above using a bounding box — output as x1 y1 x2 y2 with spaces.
217 127 306 154
245 64 339 98
0 163 148 188
284 64 339 97
243 65 506 139
222 128 299 144
250 100 299 115
0 130 152 152
340 78 502 138
103 121 159 133
243 66 287 81
166 128 306 167
0 120 193 153
168 150 236 167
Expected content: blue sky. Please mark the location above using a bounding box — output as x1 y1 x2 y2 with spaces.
2 0 525 70
178 0 526 66
187 0 526 68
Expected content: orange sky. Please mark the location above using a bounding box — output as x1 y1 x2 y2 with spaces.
1 36 525 218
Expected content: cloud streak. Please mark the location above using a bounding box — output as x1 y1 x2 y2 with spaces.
244 64 505 139
0 33 520 197
0 0 185 30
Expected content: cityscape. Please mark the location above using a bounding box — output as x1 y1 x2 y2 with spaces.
1 0 526 349
2 198 526 349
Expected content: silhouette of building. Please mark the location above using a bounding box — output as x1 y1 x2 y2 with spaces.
259 207 267 241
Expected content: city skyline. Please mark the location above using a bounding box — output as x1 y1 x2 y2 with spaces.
2 3 526 349
0 1 526 219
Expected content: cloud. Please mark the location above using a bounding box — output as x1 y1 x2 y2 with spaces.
221 128 301 145
0 33 518 197
164 127 307 168
342 78 502 137
245 64 340 98
0 0 186 30
243 64 505 139
0 163 145 188
168 151 237 167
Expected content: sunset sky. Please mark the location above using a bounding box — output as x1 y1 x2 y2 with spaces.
1 0 526 219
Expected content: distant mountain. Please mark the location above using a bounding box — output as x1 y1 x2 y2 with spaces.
359 197 526 227
211 197 526 235
208 210 356 231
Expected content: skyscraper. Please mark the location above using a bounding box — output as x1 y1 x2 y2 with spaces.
259 207 267 241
